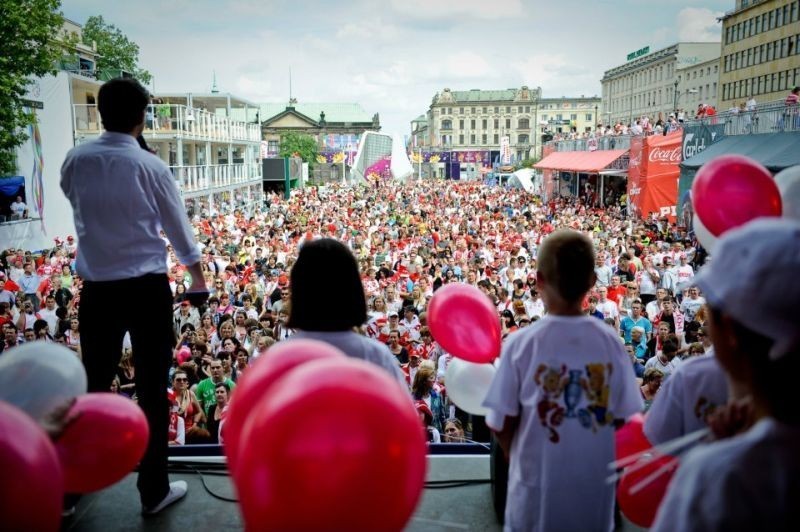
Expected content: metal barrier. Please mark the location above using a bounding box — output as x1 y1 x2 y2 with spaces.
683 99 800 135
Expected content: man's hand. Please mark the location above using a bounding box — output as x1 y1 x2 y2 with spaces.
708 397 755 440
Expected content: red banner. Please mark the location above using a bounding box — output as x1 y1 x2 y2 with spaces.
627 136 644 217
639 132 681 221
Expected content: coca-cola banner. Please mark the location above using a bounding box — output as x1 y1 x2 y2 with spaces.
627 135 644 217
639 131 682 221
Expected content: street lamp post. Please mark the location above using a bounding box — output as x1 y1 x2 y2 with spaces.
594 104 598 129
673 78 679 115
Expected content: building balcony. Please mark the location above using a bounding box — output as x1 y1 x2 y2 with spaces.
170 163 263 197
73 104 261 144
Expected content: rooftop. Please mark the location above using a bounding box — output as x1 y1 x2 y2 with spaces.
258 102 374 124
449 89 518 102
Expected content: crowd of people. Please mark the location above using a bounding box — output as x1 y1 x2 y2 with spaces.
1 178 709 445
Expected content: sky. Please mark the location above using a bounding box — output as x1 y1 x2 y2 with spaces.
62 0 731 134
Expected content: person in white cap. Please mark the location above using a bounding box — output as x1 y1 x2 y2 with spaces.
652 218 800 531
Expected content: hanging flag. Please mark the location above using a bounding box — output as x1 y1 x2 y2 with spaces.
28 109 45 233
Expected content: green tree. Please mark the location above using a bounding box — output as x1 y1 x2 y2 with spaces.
82 15 151 85
515 157 540 170
0 0 64 175
278 132 318 170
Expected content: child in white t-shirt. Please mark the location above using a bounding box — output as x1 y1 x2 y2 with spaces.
652 219 800 531
484 230 642 531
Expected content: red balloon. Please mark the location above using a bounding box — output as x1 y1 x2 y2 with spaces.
235 358 427 532
0 401 63 532
617 455 677 527
692 154 782 236
224 339 347 475
615 413 649 462
55 393 149 493
427 283 501 363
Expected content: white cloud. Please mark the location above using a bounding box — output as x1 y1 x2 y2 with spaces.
677 7 724 42
389 0 524 19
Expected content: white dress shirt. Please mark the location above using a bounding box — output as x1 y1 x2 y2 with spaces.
60 132 201 281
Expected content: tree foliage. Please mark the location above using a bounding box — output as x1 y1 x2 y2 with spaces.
278 132 318 170
0 0 64 175
82 15 151 85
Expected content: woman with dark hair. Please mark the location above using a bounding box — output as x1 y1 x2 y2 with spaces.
206 382 230 444
287 238 405 383
411 367 447 434
33 318 54 342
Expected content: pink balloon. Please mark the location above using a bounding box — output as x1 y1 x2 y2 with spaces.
56 393 149 493
615 413 649 462
224 339 347 475
0 401 63 532
692 154 782 236
617 455 677 527
427 284 501 363
235 358 427 531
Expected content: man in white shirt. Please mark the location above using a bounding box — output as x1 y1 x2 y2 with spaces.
596 286 619 328
9 196 27 219
680 286 706 322
61 78 207 514
37 295 59 334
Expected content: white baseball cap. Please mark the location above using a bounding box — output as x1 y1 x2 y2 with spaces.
693 218 800 360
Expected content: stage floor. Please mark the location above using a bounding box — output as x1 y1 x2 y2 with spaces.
63 456 501 532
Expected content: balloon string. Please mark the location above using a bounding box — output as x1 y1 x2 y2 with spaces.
628 457 679 495
608 427 709 471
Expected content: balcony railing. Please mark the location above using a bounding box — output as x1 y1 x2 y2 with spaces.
548 135 633 152
545 99 797 152
170 163 262 193
73 104 261 143
682 99 800 135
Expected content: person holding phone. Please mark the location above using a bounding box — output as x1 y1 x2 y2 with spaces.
60 77 208 515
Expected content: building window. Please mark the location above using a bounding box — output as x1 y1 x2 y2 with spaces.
482 119 487 129
556 114 562 121
570 114 577 120
506 106 511 113
482 134 487 144
459 107 464 114
470 134 476 144
518 118 530 129
471 107 476 114
494 118 499 129
458 134 464 145
518 134 529 144
585 113 593 121
441 119 452 130
458 119 464 130
542 114 548 121
494 106 499 113
505 118 511 129
493 133 499 144
525 106 530 112
483 107 487 113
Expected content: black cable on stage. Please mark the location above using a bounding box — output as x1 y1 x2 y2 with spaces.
165 461 491 502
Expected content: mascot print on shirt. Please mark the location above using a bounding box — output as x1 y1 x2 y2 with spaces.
534 362 617 443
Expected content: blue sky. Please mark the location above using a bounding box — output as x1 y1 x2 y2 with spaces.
62 0 731 133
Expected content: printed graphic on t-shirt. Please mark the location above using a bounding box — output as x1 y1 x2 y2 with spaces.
534 362 615 443
693 396 718 424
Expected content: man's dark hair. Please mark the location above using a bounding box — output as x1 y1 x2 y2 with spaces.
288 238 367 331
97 78 150 133
662 339 679 355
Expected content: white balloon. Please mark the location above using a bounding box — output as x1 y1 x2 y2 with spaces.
693 213 717 254
774 165 800 221
0 343 87 421
445 357 496 416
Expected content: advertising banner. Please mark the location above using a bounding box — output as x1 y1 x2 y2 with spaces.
677 123 726 220
639 131 682 221
627 135 644 217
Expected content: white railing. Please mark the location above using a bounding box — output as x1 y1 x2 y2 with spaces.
169 163 262 192
73 104 261 143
